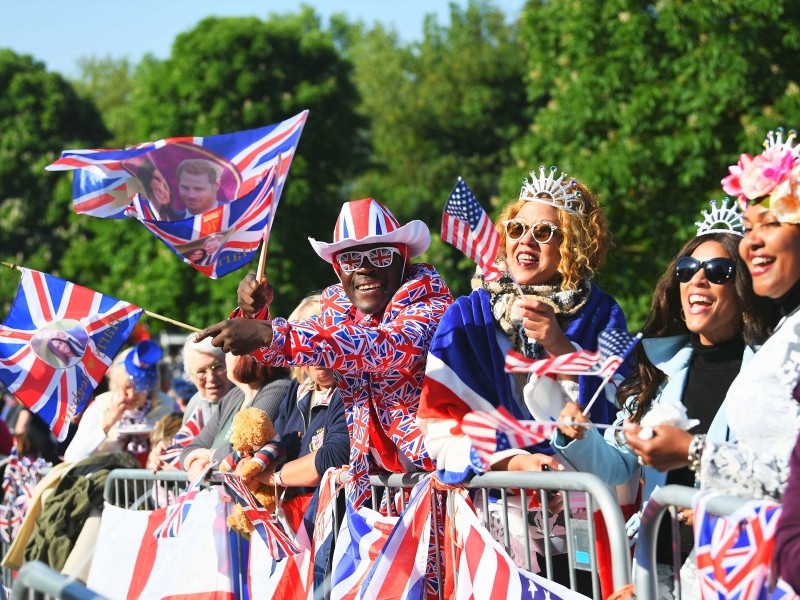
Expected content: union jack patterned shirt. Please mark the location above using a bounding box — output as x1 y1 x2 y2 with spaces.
252 263 452 507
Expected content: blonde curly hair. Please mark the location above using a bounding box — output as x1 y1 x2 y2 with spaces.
496 179 611 291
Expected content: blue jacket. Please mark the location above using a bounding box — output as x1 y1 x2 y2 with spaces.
554 334 752 505
275 379 349 498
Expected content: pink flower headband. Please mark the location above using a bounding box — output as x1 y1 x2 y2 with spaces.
721 128 800 224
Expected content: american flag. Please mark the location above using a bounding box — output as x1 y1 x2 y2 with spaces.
220 472 300 560
153 467 209 539
442 177 503 281
125 162 279 279
158 407 205 469
694 495 799 600
0 269 142 441
461 406 555 471
47 111 308 220
505 329 640 379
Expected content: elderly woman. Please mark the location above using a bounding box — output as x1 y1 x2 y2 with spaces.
418 165 628 481
64 341 174 463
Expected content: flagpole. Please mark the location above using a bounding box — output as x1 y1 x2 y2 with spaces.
2 261 201 333
496 249 525 298
255 237 268 285
581 333 643 416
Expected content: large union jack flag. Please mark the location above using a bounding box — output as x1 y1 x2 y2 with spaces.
0 269 142 441
47 111 308 220
694 493 799 600
125 161 279 279
442 177 503 281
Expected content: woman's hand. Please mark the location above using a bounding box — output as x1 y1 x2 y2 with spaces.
102 391 131 433
518 299 574 357
557 401 589 441
623 421 693 471
184 448 212 481
147 440 168 473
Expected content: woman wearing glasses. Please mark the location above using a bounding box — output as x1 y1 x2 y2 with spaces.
419 165 627 480
181 352 291 481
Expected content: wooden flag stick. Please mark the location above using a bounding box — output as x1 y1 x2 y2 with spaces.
255 238 268 285
496 249 525 298
2 261 201 332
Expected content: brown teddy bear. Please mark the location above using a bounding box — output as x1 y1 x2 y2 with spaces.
219 407 283 536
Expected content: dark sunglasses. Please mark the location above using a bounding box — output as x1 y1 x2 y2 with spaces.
502 219 560 243
675 256 736 285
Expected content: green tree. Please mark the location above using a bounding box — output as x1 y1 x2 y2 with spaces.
510 0 800 327
0 49 109 312
58 9 368 328
343 0 528 297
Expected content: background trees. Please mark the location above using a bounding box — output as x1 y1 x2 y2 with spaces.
2 0 800 330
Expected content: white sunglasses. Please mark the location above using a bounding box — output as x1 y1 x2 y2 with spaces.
335 246 401 273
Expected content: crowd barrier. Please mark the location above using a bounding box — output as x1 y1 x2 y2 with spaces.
15 467 634 600
9 561 107 600
634 484 749 600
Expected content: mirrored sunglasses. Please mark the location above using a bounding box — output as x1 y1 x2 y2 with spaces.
675 256 736 285
335 246 401 273
502 219 560 244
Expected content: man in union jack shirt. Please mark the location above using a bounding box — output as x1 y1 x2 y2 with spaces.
197 198 453 507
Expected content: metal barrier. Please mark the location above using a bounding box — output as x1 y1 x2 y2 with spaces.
371 470 632 600
635 484 749 600
103 469 190 509
9 561 108 600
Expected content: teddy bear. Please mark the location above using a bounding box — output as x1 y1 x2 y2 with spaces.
219 407 284 536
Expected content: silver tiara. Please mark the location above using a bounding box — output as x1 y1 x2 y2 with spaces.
763 127 800 158
519 165 587 219
696 198 743 237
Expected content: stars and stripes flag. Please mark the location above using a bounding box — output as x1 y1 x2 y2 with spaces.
220 472 300 560
124 161 280 279
0 269 142 441
442 177 503 281
505 329 641 379
461 407 556 472
694 494 799 600
448 491 586 600
153 466 210 539
47 110 308 220
158 406 205 469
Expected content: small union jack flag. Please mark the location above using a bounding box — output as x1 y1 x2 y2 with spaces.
158 406 205 469
0 269 142 441
153 466 210 538
442 177 503 281
220 472 300 560
505 329 641 379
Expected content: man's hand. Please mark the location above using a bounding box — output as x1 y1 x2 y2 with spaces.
623 421 693 472
557 401 589 441
195 318 273 356
238 274 274 318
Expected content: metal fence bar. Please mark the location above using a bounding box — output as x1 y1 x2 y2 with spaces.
10 561 108 600
635 485 749 600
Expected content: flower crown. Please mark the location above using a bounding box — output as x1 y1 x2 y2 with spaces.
519 165 587 219
722 128 800 223
695 198 743 237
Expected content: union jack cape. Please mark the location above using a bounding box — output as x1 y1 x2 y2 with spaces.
47 110 308 220
0 269 142 441
125 161 280 278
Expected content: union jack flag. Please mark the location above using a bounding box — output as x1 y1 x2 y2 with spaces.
0 269 142 441
461 406 555 471
158 406 205 469
47 111 308 220
125 162 280 279
505 329 641 379
694 494 799 600
442 177 503 281
220 472 300 560
153 466 209 539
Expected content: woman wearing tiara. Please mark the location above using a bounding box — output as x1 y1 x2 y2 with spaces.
419 165 627 480
553 200 775 591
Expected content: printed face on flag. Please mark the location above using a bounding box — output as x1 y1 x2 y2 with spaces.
47 110 308 220
126 163 280 279
0 269 142 440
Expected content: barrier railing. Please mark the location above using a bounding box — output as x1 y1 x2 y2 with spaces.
635 484 749 600
9 561 108 600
